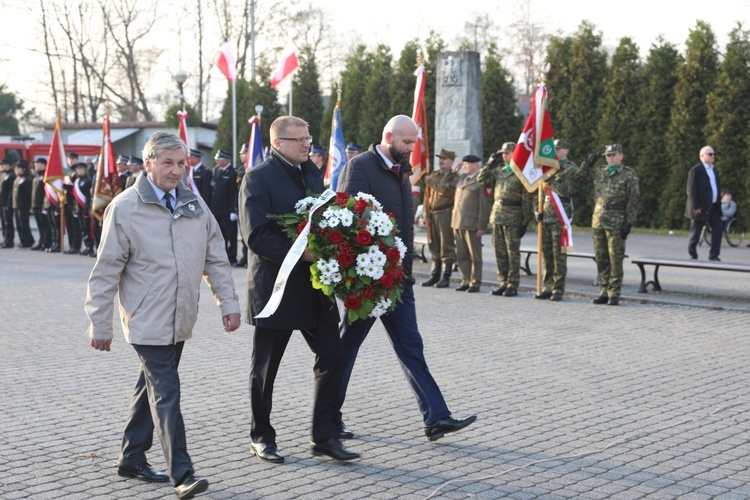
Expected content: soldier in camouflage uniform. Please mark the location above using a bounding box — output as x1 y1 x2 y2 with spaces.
477 142 533 297
535 140 579 301
577 144 639 306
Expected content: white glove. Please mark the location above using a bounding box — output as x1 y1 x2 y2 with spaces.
230 213 238 222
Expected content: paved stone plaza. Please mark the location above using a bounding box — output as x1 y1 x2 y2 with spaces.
1 231 749 499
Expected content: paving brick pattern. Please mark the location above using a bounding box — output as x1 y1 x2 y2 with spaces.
1 233 748 499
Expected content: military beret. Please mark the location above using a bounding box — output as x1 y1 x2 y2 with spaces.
116 155 130 164
214 150 231 160
345 143 361 153
189 149 203 158
435 148 456 161
604 144 623 155
462 154 482 163
499 142 516 153
555 139 570 150
127 156 143 166
310 146 325 155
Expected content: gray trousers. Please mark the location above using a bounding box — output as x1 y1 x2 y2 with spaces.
120 342 193 486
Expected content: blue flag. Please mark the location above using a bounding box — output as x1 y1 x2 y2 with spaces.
247 116 264 169
326 106 346 190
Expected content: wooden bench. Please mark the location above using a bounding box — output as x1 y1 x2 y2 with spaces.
520 246 618 275
413 233 429 262
632 257 750 293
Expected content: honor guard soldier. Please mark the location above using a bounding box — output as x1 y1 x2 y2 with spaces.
577 144 639 306
345 143 361 161
72 162 94 256
31 158 52 250
116 155 131 191
421 148 459 288
12 160 34 248
1 158 16 248
309 145 326 170
535 139 579 301
189 149 212 204
477 142 534 297
124 157 144 189
235 144 248 268
210 149 238 265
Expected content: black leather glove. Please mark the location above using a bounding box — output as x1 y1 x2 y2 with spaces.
487 150 504 168
534 211 543 223
583 151 602 168
519 223 528 238
620 221 632 240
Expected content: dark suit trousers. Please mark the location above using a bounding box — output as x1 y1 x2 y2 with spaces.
337 284 451 426
121 342 193 486
1 206 14 245
688 203 723 259
33 208 51 248
215 214 238 264
250 325 343 443
14 208 33 246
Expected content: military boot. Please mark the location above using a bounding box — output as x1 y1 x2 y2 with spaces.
435 267 452 288
421 261 442 287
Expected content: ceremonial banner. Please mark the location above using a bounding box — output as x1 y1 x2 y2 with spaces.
92 115 122 221
270 45 299 89
216 41 236 81
545 186 574 251
409 64 429 187
325 104 346 190
246 115 264 170
510 82 559 192
43 113 66 206
177 110 197 192
255 189 337 319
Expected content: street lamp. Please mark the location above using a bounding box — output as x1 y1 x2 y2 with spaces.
173 69 189 109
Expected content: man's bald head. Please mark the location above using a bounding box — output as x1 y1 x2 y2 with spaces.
380 115 419 165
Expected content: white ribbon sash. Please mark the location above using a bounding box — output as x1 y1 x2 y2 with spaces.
255 189 337 319
545 186 574 252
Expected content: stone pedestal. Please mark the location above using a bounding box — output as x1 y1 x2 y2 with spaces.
434 51 483 169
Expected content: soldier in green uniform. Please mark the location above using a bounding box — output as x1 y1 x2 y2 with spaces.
422 149 459 288
577 144 639 306
477 142 533 297
535 139 579 301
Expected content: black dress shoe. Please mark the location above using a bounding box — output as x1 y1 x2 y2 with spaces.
491 285 507 296
535 291 552 300
0 243 13 249
339 424 354 440
455 284 470 292
709 256 721 261
117 462 170 483
608 296 620 306
550 293 563 301
504 287 518 297
421 275 440 287
435 276 450 288
592 294 609 305
232 259 247 268
425 415 477 442
174 476 209 499
48 247 61 253
64 248 80 255
30 245 42 251
311 438 359 461
80 248 94 256
250 441 284 463
467 286 480 293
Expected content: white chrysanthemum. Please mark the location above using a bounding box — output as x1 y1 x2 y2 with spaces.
316 258 342 285
338 208 354 227
295 197 317 214
355 192 383 210
394 236 407 262
321 206 342 228
367 211 394 236
367 246 387 267
369 297 393 318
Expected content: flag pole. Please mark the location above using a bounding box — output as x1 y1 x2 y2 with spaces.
537 185 544 295
232 77 237 170
289 74 293 115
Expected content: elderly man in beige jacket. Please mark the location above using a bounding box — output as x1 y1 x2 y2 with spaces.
85 131 240 500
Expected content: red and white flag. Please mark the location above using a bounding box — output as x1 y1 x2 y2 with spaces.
177 110 197 192
92 114 122 221
270 45 299 88
216 41 236 81
43 113 66 206
409 64 429 188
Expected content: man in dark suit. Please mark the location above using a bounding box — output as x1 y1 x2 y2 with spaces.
188 149 212 205
0 158 16 248
238 115 358 464
31 158 52 250
686 145 722 261
210 150 238 264
12 160 34 248
335 115 476 442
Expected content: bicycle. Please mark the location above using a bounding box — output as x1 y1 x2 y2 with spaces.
700 217 746 247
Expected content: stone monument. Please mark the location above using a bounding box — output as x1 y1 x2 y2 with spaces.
434 51 483 167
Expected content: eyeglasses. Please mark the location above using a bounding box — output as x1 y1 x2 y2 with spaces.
278 136 313 145
705 152 715 156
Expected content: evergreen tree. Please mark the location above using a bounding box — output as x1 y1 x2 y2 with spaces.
545 35 574 140
662 21 719 228
213 78 252 164
561 21 608 226
164 103 202 128
340 45 374 148
391 40 420 117
596 37 642 156
358 44 393 146
250 64 283 148
291 46 324 146
319 81 339 153
706 23 750 218
482 43 521 160
633 38 682 227
0 85 23 135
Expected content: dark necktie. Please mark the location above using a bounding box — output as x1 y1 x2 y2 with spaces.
164 193 174 213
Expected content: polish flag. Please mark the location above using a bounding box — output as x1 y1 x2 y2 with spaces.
270 46 299 88
177 110 197 192
216 41 236 81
